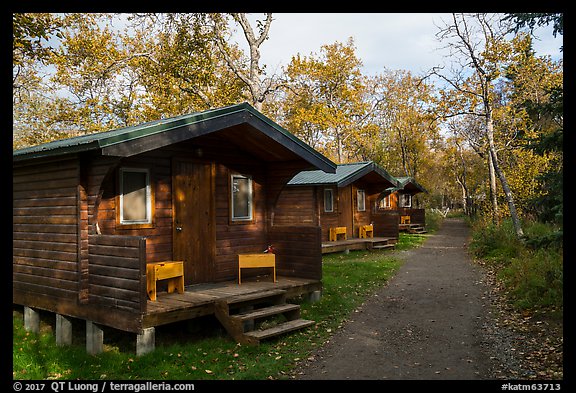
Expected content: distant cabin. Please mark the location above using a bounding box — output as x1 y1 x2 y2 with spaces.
13 103 337 352
277 161 401 243
381 176 428 233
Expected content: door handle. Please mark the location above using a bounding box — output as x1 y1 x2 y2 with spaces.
176 226 182 232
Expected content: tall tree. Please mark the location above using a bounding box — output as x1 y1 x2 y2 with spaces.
365 69 439 178
503 17 563 224
211 13 275 111
281 38 368 162
433 13 525 239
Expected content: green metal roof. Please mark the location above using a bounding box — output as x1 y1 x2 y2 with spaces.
13 102 336 173
384 176 427 194
396 176 428 193
288 161 399 188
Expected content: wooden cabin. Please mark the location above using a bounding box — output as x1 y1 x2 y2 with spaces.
380 176 428 233
13 103 337 353
277 162 401 253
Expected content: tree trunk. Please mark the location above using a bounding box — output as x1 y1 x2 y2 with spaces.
487 151 499 223
486 113 524 239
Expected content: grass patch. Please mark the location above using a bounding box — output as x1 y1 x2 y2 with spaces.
395 232 428 250
13 249 403 380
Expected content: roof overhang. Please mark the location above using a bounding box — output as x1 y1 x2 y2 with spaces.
288 161 399 188
13 103 336 174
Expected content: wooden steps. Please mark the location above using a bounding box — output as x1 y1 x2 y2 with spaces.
244 319 315 341
372 243 395 250
408 225 427 234
214 289 314 344
400 223 428 234
321 237 396 254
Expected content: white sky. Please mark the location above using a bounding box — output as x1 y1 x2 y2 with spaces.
234 13 563 77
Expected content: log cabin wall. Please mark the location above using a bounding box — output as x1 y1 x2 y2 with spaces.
92 136 280 284
268 226 322 280
316 182 384 241
317 186 340 242
372 210 400 238
13 156 81 309
351 182 373 237
273 186 317 226
87 234 146 314
397 207 426 226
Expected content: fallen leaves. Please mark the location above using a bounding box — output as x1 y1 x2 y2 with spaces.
479 261 563 380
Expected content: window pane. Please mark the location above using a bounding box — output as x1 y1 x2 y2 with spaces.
400 194 411 208
232 176 252 220
378 195 389 209
122 170 148 222
357 190 366 211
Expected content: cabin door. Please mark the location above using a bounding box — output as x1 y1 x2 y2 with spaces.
172 159 215 285
338 186 353 239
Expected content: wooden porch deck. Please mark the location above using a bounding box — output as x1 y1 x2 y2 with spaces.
142 276 321 329
321 236 397 254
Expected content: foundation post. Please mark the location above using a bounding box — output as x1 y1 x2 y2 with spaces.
56 314 73 346
23 306 40 334
136 327 155 356
86 321 104 355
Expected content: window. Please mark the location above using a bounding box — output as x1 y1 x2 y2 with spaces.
400 193 412 208
378 195 390 209
119 168 152 225
231 174 253 221
324 188 334 212
357 189 366 212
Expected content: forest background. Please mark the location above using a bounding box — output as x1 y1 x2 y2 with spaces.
13 12 563 235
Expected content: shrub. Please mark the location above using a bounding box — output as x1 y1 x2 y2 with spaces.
469 217 563 311
499 248 563 310
469 219 523 265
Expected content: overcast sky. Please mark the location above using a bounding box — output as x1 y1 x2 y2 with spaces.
234 13 563 77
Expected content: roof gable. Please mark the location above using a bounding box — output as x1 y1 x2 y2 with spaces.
396 176 427 193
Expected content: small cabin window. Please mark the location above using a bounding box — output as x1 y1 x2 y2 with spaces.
357 189 366 212
119 167 152 225
231 174 253 221
378 194 391 209
400 193 412 208
324 188 334 212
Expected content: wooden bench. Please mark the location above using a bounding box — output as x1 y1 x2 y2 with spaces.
400 215 411 225
238 254 276 285
359 224 374 239
329 226 347 242
146 261 184 301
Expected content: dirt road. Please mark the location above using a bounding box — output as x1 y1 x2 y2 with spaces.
296 218 492 380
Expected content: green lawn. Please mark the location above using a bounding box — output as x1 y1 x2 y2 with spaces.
13 239 431 380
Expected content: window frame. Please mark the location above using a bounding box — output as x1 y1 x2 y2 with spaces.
378 194 391 209
230 173 254 223
117 166 155 229
323 188 334 213
400 193 412 208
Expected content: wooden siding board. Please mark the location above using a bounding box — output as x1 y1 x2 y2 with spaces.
13 282 78 300
268 226 322 280
13 272 79 292
87 235 146 314
13 256 77 272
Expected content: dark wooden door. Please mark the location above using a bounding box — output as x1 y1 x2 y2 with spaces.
172 159 215 285
338 186 353 239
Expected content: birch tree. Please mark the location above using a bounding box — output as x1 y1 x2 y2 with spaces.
211 13 275 111
433 13 525 239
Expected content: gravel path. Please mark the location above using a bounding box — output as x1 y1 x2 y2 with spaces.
295 218 494 380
